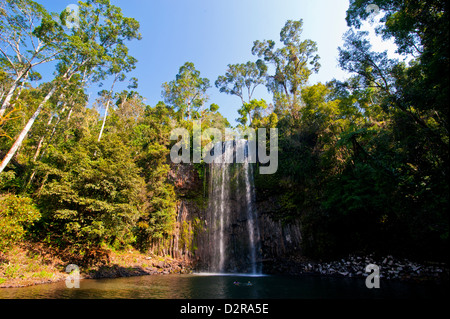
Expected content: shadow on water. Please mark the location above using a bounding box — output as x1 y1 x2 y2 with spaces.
0 274 448 299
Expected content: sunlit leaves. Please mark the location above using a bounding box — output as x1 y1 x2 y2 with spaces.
252 19 320 120
162 62 210 120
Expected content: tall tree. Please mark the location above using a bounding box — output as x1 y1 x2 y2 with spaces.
0 0 141 174
96 27 139 142
0 0 63 117
162 62 210 121
252 19 320 121
215 61 266 105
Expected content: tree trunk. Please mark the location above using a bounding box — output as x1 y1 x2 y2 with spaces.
0 80 19 118
14 72 30 101
0 85 57 174
97 76 117 143
187 101 191 120
97 99 110 142
33 112 55 161
0 69 28 118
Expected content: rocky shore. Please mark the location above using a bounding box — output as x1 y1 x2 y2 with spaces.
0 243 194 288
264 254 449 283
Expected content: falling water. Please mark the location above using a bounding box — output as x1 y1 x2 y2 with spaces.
244 154 261 275
208 140 233 272
204 139 261 274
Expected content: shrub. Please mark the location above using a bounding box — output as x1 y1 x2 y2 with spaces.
0 194 41 252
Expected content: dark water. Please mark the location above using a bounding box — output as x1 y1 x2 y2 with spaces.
0 273 447 299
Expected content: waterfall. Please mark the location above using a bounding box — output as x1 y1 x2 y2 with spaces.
244 154 261 275
203 139 261 274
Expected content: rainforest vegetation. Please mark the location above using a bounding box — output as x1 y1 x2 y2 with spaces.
0 0 448 265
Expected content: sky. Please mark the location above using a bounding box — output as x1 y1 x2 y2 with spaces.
36 0 399 126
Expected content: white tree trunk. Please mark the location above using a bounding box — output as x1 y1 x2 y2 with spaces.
97 99 110 142
0 80 19 118
0 69 28 118
0 85 57 174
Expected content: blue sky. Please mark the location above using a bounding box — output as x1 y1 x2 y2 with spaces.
40 0 354 126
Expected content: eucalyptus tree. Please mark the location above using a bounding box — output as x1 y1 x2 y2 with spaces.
0 0 63 117
215 61 266 105
252 19 320 121
97 47 138 143
215 61 267 128
162 62 210 121
0 0 141 174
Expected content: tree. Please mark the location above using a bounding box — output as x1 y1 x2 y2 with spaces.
345 0 448 138
215 61 266 105
307 0 450 258
0 0 141 175
96 43 138 143
200 103 230 132
236 98 268 128
109 89 145 136
0 0 63 117
252 20 320 121
162 62 210 121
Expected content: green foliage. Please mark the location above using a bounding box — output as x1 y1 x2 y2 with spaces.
215 61 266 104
0 170 16 189
236 99 268 128
162 62 210 121
133 103 178 251
252 19 320 122
36 133 144 250
0 194 41 252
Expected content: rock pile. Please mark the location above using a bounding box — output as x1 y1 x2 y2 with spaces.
299 254 449 282
265 254 448 283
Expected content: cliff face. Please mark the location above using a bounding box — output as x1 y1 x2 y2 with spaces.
255 197 304 273
167 163 303 273
166 163 204 261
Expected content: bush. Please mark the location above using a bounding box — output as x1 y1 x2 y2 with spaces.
0 194 41 252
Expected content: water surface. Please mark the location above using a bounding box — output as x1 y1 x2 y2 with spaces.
1 273 447 299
